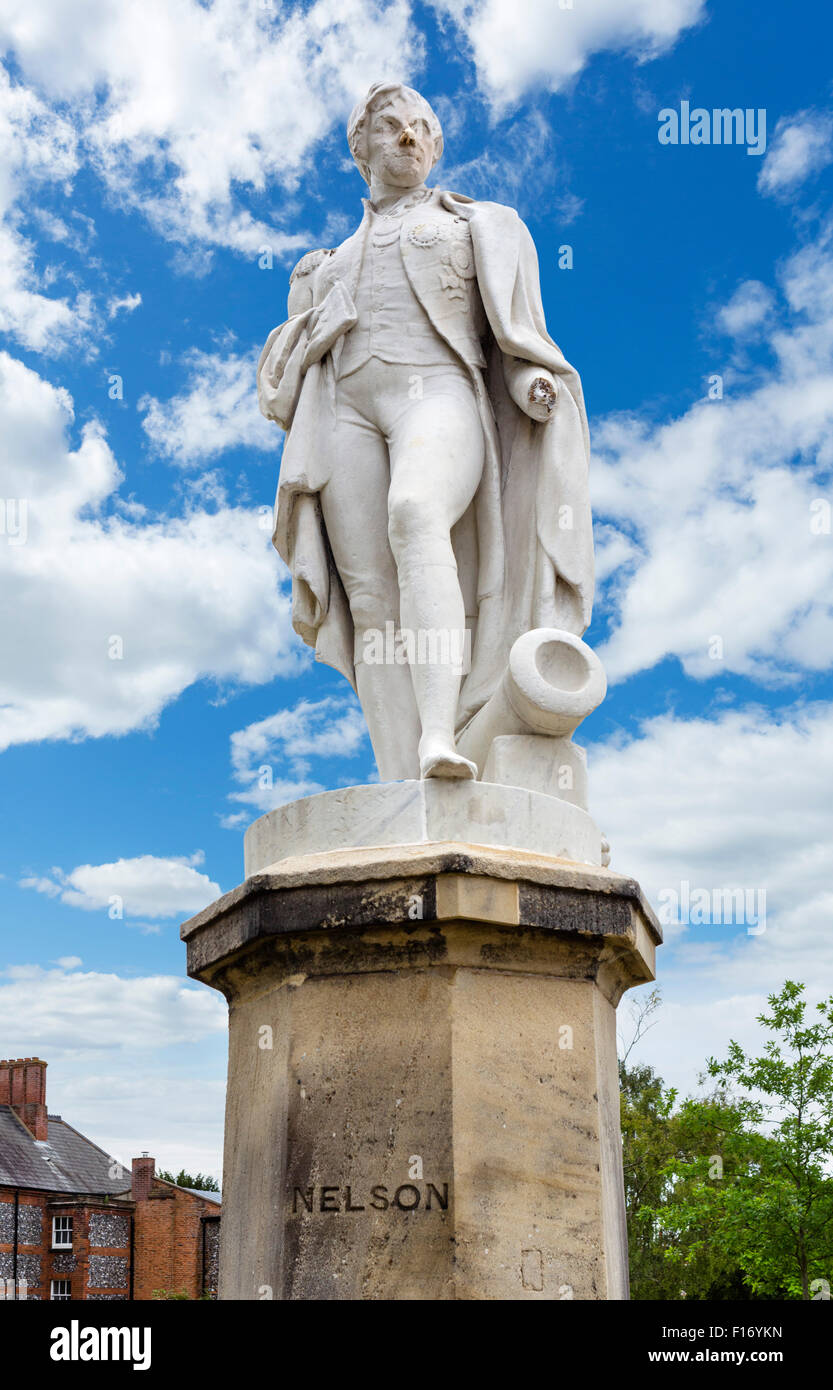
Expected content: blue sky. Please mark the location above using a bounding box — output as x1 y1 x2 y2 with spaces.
1 0 832 1177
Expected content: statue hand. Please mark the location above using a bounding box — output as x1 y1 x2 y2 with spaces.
527 374 558 422
502 359 559 421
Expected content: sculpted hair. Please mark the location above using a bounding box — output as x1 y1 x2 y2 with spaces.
347 82 444 184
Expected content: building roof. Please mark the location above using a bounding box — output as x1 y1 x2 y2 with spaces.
180 1186 221 1205
0 1106 132 1197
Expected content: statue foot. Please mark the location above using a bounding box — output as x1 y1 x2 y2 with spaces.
419 736 477 781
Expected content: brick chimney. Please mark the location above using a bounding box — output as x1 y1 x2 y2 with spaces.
0 1057 49 1141
132 1153 155 1201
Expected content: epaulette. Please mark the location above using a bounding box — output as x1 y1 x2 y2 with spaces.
289 248 335 282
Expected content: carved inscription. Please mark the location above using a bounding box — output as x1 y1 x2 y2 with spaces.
291 1183 449 1214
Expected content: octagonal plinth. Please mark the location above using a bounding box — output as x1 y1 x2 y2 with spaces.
182 841 661 1301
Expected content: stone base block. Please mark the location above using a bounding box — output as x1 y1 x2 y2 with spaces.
244 778 603 876
182 840 660 1301
483 734 589 807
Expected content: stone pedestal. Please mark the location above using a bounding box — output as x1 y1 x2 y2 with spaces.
182 785 660 1302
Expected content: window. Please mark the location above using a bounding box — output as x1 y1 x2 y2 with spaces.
52 1215 73 1248
50 1279 71 1300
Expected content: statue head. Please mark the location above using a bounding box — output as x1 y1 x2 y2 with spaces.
347 82 443 189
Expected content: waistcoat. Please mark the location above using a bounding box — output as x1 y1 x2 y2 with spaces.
339 192 485 376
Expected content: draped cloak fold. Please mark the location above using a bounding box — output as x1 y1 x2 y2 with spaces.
257 190 594 735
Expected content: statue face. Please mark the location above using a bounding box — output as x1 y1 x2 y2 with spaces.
365 92 436 189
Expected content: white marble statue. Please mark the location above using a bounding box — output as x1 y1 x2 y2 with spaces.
258 81 602 787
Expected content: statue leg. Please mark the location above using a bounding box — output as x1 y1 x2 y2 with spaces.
354 662 420 781
387 384 485 780
319 419 421 782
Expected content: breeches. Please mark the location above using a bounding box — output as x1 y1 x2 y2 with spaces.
319 357 485 649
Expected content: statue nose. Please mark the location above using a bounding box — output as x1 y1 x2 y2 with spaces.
399 126 417 146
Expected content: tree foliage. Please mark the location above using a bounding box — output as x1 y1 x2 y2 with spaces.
622 981 833 1300
156 1167 220 1192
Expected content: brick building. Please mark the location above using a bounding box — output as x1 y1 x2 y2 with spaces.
0 1057 220 1301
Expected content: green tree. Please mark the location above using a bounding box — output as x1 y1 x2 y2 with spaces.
156 1168 220 1192
621 1054 756 1298
620 1054 678 1297
619 988 751 1298
643 982 833 1300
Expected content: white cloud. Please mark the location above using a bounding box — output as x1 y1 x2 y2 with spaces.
0 0 708 275
716 279 774 338
57 1071 227 1181
107 291 141 319
0 350 303 750
758 109 833 198
431 0 705 108
21 874 62 898
0 962 226 1054
0 64 95 351
592 222 833 684
224 696 369 820
592 701 833 1094
0 960 228 1173
139 349 277 466
21 851 221 918
441 108 572 215
0 0 422 253
594 702 833 914
30 207 71 243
